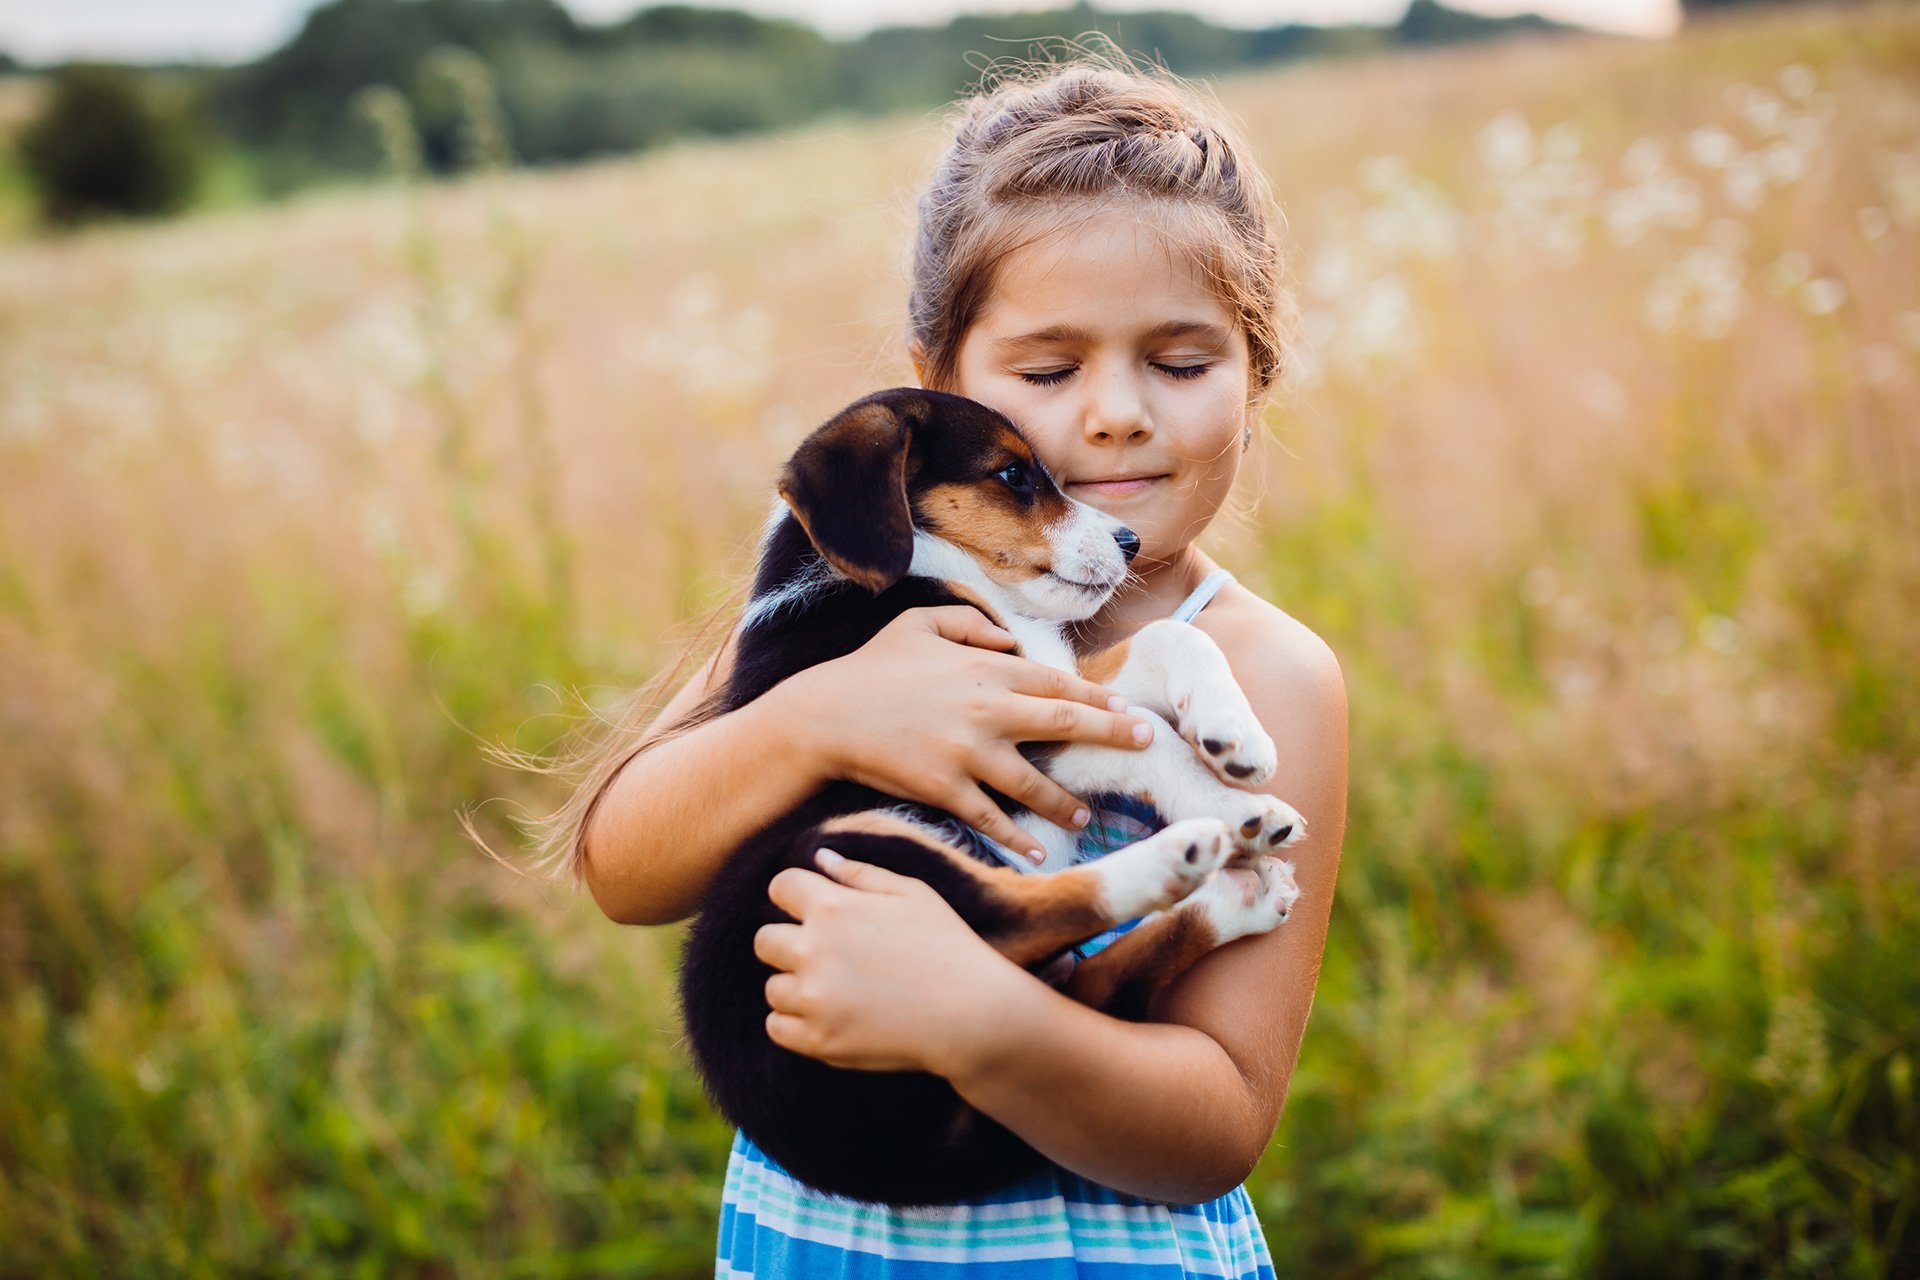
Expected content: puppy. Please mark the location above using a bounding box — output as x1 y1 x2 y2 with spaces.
677 387 1305 1206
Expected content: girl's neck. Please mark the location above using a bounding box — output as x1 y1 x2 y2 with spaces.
1069 543 1218 653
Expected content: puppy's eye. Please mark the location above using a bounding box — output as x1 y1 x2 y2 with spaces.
996 461 1035 496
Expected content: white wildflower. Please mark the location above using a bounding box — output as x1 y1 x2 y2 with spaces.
1724 157 1767 210
1687 127 1738 170
1477 111 1534 176
1624 136 1666 182
1764 251 1813 294
1764 141 1808 185
1700 614 1742 656
1543 122 1583 164
1857 206 1892 241
1801 277 1847 316
1778 64 1816 102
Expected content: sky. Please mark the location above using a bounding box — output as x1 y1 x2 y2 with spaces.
0 0 1679 65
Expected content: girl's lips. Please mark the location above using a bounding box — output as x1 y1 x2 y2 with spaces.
1068 474 1167 497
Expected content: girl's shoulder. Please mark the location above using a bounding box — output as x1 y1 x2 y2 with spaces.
1190 578 1345 712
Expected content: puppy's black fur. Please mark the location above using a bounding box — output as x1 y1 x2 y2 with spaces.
676 388 1116 1206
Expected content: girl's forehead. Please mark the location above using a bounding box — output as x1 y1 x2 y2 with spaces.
979 205 1236 335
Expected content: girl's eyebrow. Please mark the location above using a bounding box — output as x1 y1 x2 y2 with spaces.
992 319 1232 351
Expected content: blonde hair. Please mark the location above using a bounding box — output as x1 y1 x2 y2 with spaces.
502 47 1290 884
907 46 1288 415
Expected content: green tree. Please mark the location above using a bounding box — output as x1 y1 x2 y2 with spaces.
17 64 202 224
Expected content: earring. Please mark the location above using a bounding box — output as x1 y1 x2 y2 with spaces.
1242 425 1253 452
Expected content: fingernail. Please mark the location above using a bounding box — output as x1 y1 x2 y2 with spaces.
1027 847 1047 865
815 847 845 870
1071 807 1090 829
1131 721 1152 744
1107 695 1128 713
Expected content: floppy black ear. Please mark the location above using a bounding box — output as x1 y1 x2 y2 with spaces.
777 392 919 593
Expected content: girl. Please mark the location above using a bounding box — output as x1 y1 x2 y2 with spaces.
553 52 1347 1278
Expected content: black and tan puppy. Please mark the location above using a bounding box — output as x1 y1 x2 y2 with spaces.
677 387 1305 1206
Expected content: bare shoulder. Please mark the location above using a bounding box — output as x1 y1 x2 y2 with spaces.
1192 583 1346 724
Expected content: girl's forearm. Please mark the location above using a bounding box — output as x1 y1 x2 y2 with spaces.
582 686 827 926
938 965 1270 1203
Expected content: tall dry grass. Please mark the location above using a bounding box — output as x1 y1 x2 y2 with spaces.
1 6 1916 1275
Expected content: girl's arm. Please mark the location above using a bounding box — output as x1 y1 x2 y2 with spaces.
581 605 1154 926
759 605 1348 1202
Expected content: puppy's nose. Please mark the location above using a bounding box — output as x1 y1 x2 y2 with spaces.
1114 527 1140 562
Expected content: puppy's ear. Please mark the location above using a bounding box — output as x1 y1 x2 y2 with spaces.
778 393 919 593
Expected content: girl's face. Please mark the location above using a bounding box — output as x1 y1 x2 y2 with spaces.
944 204 1253 568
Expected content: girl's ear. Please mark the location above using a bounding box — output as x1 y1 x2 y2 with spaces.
777 393 917 593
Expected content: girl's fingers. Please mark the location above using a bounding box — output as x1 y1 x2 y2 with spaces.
946 783 1048 864
754 921 807 970
813 847 913 893
766 865 844 919
911 605 1019 652
1008 692 1153 749
977 748 1092 837
765 971 805 1013
998 655 1129 712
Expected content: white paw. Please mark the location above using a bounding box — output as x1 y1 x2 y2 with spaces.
1188 855 1301 943
1171 676 1278 787
1093 818 1233 917
1216 792 1307 858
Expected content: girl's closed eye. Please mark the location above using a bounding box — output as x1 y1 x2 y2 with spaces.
1016 361 1217 386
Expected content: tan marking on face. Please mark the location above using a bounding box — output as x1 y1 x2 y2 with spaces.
918 480 1057 583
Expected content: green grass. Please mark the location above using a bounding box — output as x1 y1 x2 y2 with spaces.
1 5 1917 1276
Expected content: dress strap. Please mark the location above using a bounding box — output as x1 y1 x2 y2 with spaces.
1171 568 1235 622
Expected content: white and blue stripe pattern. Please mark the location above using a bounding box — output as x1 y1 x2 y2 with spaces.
714 573 1272 1278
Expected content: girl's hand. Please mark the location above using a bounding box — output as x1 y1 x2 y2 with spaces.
769 605 1154 860
756 848 1025 1075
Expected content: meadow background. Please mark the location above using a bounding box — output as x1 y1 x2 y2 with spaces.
3 4 1918 1275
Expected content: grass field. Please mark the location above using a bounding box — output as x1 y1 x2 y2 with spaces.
2 5 1917 1276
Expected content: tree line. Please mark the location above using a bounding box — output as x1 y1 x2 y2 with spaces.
8 0 1604 224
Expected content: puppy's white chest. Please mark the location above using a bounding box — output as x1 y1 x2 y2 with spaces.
1006 616 1074 673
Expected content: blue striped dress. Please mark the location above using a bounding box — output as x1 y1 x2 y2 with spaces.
716 572 1275 1279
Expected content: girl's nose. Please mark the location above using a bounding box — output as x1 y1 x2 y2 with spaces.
1082 367 1153 445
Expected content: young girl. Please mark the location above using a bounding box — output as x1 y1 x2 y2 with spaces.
557 53 1347 1278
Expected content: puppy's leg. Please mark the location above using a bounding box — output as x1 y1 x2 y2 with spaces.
1082 620 1278 787
1045 724 1306 861
1063 854 1301 1020
812 813 1232 969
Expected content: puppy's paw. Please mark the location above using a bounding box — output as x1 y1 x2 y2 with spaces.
1171 682 1278 787
1217 792 1307 858
1093 818 1232 918
1186 854 1301 943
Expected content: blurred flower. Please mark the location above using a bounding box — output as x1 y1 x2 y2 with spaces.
1700 614 1742 656
1801 277 1848 316
1723 156 1767 210
1645 230 1746 339
1857 206 1893 241
1778 64 1817 102
1896 311 1920 349
1580 371 1628 419
1764 251 1814 294
1476 111 1534 176
1687 127 1738 170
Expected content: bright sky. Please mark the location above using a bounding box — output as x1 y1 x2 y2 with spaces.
1 0 1678 65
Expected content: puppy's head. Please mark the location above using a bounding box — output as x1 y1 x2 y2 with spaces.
777 388 1136 620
